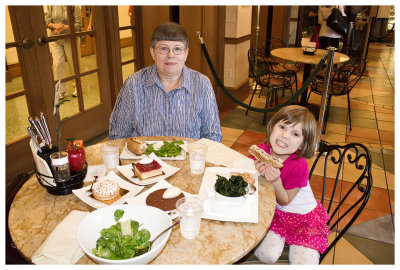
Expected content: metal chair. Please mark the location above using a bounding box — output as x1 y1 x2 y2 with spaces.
246 50 293 124
308 58 367 133
236 142 373 265
312 142 373 262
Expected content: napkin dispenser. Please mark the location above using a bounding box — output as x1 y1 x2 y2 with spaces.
301 38 316 55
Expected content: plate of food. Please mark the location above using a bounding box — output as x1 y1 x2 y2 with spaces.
120 138 187 160
117 153 180 186
72 171 144 209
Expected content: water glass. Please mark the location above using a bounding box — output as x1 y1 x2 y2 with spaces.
188 143 207 174
102 145 119 171
176 197 203 240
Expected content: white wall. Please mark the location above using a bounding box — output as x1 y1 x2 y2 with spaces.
224 6 252 88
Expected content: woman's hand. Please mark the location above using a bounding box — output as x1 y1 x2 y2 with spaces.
254 160 280 182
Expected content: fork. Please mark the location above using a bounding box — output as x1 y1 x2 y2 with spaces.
87 176 98 192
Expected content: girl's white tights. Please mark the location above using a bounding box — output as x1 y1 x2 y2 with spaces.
255 231 320 264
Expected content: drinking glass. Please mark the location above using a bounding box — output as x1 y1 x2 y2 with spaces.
101 145 119 171
188 143 207 174
176 196 203 239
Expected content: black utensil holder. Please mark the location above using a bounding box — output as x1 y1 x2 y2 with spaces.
35 145 87 195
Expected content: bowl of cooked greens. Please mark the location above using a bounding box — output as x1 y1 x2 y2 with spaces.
214 174 249 203
77 204 172 264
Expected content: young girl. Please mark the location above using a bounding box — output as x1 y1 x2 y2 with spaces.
253 105 330 264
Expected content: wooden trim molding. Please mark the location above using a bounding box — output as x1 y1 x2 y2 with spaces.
223 79 250 109
225 34 252 44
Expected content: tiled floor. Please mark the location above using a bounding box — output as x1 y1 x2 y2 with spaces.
221 42 395 264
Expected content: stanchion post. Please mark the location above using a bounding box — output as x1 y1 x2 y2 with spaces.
315 47 335 153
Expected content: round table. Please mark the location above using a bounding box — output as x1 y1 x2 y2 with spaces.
271 47 349 105
8 136 276 264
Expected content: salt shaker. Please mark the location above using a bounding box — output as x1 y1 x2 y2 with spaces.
50 151 71 182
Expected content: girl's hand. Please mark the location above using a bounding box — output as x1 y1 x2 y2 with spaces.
254 160 281 182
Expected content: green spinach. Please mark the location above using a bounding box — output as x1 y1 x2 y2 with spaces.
114 209 124 222
215 175 248 197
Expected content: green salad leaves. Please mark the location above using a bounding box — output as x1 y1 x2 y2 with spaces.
215 175 248 197
92 210 152 260
144 140 184 157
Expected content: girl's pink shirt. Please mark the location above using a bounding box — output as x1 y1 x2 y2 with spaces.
254 143 309 190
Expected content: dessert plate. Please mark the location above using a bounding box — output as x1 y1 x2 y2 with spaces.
72 170 144 209
120 141 187 160
117 153 180 186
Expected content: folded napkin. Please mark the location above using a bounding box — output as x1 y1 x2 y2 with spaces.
182 138 249 168
83 165 106 182
30 139 54 186
198 167 258 223
32 210 89 264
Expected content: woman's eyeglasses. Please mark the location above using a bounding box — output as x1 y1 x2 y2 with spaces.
155 45 186 55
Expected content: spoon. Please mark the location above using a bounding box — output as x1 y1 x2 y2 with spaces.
150 219 180 248
87 176 98 193
248 183 257 195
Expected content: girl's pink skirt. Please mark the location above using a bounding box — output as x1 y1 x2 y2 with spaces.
269 201 331 253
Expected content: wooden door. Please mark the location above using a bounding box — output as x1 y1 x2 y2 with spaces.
5 6 112 183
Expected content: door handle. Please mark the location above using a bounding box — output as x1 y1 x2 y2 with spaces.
36 35 60 46
5 36 34 49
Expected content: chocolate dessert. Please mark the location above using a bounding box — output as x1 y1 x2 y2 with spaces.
146 188 185 211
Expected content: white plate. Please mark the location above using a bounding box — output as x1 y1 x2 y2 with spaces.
117 153 180 186
72 170 144 209
197 167 259 223
120 141 187 160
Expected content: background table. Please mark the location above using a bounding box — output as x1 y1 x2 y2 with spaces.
271 48 350 105
8 136 276 264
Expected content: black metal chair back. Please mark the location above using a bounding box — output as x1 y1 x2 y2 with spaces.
309 58 367 132
309 143 373 263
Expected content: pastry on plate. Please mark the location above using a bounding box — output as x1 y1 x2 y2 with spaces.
127 138 147 155
92 179 120 201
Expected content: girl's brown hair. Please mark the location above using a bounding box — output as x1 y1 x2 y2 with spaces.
265 105 317 158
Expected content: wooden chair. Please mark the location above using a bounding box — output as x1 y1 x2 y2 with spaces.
308 58 367 133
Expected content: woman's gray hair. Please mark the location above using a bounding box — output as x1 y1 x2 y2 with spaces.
151 22 189 48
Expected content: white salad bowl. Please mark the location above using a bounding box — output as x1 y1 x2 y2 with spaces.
77 204 172 264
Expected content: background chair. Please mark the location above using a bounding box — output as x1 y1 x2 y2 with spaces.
308 58 367 133
246 50 293 124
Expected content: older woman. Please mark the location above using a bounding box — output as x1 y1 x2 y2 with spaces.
109 22 222 142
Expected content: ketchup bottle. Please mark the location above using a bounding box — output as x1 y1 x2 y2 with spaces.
67 140 86 172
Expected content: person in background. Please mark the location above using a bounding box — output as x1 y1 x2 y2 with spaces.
45 6 81 99
109 22 222 142
252 105 330 264
318 5 346 49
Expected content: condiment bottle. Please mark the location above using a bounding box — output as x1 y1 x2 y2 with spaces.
50 151 71 182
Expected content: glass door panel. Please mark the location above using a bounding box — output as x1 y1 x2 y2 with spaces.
122 62 136 83
5 9 30 144
82 73 101 110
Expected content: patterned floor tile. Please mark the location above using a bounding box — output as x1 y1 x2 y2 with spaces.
221 126 244 142
377 120 395 131
345 214 394 244
321 233 373 265
379 130 394 144
343 234 394 264
376 112 394 122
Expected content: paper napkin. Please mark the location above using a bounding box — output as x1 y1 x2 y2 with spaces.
31 210 89 264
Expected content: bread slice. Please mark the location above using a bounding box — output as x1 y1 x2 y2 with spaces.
127 138 147 155
248 145 283 168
